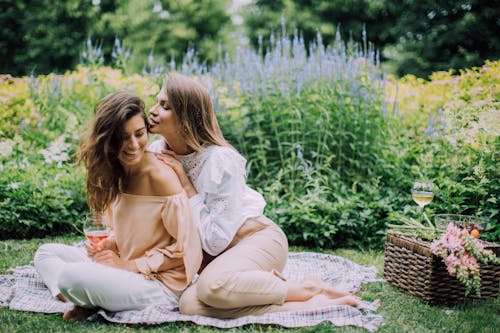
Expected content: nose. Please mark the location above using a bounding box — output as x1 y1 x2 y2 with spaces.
150 104 158 116
128 136 140 150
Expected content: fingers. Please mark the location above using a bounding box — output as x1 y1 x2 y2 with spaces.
155 152 177 163
92 249 116 260
92 250 125 269
155 153 182 171
91 250 111 263
160 149 180 160
84 241 104 256
161 148 175 155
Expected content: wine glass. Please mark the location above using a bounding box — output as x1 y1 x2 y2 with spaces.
83 214 111 246
411 180 435 220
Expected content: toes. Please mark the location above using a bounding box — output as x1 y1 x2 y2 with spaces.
56 293 68 302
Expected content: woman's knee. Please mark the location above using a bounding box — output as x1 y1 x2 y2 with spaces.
179 284 205 315
34 243 58 265
196 272 234 308
56 264 85 293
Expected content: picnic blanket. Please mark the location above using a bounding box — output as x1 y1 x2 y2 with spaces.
0 252 383 331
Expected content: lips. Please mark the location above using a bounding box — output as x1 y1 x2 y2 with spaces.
122 150 141 159
149 117 159 127
123 150 140 155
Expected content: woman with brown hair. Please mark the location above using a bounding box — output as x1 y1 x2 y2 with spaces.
34 91 202 322
149 73 361 318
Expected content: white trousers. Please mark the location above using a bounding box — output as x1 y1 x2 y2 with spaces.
34 243 178 311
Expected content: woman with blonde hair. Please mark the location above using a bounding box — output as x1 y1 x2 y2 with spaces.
34 91 202 321
149 73 361 318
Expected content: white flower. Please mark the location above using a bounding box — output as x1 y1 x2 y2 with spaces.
8 182 21 190
0 140 14 157
40 136 72 167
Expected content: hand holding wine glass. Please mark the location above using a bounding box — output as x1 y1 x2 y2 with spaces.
83 215 111 255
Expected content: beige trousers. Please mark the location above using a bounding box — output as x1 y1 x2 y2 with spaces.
180 215 297 318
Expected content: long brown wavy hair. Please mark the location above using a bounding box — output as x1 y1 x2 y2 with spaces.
163 73 231 151
77 91 148 213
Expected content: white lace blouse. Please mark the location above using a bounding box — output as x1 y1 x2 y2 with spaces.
148 140 266 256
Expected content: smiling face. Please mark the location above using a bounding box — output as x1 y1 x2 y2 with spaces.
117 113 148 167
149 88 182 139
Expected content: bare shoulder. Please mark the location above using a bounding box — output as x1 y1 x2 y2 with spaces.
145 154 183 196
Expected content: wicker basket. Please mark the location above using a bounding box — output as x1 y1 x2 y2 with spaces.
384 233 500 303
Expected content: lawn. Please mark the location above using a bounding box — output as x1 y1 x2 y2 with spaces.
0 235 498 333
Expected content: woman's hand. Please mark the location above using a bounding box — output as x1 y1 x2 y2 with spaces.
84 241 105 257
92 250 138 272
154 149 197 197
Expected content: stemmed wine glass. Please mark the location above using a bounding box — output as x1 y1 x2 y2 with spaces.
83 214 111 246
411 180 435 220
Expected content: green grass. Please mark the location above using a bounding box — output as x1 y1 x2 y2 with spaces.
0 236 498 333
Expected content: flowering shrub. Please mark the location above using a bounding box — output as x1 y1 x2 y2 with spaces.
385 60 500 134
384 61 500 242
0 66 158 239
430 223 500 296
0 31 498 245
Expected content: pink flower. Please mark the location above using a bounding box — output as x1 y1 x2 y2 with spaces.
474 239 485 251
442 232 463 252
459 254 479 272
430 221 498 296
444 254 459 275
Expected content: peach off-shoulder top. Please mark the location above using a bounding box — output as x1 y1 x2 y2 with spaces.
105 190 202 294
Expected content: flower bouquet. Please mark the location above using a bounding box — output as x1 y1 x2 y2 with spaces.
384 213 500 303
430 223 500 296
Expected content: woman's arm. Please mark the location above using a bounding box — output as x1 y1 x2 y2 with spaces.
133 191 202 285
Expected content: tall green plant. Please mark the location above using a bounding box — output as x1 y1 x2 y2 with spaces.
215 31 392 248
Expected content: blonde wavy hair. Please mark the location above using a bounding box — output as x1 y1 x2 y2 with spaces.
163 73 231 151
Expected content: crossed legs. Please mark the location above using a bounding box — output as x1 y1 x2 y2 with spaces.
34 243 178 322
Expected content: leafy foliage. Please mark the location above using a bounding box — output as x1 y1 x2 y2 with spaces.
0 31 497 247
91 0 231 72
0 0 99 76
0 0 231 76
0 162 86 239
384 61 500 242
0 66 159 239
381 0 500 78
209 32 401 248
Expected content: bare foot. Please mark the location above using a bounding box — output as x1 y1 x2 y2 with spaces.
62 306 97 322
330 295 362 307
304 275 350 299
56 293 68 302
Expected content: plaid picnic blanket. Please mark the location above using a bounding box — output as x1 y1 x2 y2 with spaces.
0 252 383 331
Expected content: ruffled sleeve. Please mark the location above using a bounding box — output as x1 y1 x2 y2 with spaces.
133 191 202 291
190 147 249 256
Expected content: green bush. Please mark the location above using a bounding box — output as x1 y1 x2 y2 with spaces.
1 31 498 248
212 31 396 248
0 162 87 239
0 66 158 239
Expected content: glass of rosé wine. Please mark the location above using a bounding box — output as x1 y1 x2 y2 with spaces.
83 214 111 246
